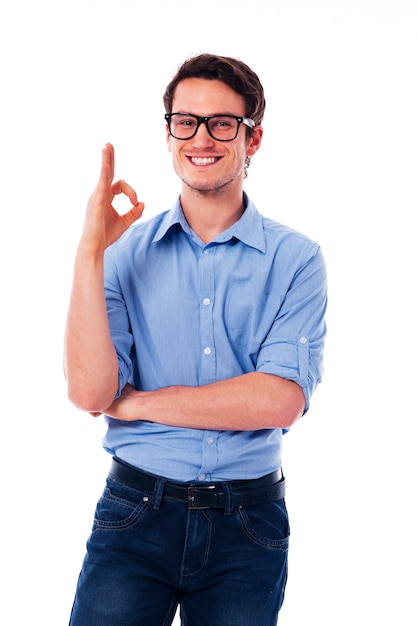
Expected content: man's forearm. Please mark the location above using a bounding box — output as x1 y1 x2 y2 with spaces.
64 249 119 412
104 372 305 431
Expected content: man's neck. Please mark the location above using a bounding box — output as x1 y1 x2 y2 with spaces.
180 186 245 244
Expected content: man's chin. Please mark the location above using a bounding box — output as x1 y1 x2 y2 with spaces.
181 176 230 195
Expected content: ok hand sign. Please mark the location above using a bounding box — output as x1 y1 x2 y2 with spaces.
81 143 145 255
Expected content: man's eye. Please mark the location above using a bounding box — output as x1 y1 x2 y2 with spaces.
179 118 197 127
213 120 232 128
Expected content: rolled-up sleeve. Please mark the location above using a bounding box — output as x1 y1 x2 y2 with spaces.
257 246 327 413
104 245 135 398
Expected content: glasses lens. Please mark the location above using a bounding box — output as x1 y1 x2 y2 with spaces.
169 114 240 140
207 116 239 140
169 114 199 139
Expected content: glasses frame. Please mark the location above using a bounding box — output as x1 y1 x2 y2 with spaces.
165 112 255 142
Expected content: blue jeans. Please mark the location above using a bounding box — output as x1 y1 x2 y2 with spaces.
69 471 290 626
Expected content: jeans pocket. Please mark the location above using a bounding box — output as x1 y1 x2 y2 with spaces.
236 500 290 551
93 483 151 532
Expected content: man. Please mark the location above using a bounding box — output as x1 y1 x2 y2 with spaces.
65 53 327 625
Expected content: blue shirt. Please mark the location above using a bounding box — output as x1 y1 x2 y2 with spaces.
101 193 327 481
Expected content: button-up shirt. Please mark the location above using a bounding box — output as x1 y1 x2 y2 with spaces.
101 193 327 481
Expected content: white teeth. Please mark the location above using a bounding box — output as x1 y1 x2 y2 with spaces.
191 157 217 165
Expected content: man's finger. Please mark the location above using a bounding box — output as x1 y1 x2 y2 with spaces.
95 144 114 194
106 143 115 181
123 203 145 227
111 179 138 207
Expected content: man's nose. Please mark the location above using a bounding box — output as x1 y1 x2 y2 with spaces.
192 121 215 146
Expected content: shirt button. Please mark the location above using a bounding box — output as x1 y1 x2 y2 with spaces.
203 298 211 306
204 347 212 355
299 336 307 344
207 437 214 445
198 473 206 481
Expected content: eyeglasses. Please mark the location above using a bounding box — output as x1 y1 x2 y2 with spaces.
165 113 255 142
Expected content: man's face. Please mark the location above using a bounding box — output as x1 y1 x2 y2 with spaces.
166 77 262 195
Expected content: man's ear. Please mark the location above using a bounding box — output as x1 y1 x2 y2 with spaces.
166 125 172 152
246 126 263 157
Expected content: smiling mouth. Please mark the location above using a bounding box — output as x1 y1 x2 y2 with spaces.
189 156 220 165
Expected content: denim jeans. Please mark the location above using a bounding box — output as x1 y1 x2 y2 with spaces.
69 471 290 626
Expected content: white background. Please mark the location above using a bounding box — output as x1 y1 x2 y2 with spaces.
1 1 416 624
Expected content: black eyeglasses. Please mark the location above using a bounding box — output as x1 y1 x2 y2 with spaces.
165 112 255 142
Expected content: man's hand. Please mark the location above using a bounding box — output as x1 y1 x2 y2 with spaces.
81 143 145 255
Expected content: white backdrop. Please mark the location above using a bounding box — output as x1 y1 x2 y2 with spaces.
1 1 416 624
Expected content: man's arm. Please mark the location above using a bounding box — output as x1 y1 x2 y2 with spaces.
101 372 306 431
64 144 144 412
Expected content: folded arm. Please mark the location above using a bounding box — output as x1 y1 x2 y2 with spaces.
101 372 305 431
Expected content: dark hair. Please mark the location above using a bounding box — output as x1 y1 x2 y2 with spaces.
163 53 266 127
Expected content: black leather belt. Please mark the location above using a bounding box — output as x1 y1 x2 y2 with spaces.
110 457 285 509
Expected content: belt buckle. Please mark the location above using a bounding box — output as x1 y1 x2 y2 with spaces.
187 484 216 509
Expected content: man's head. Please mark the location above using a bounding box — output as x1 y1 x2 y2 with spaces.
163 54 264 192
163 54 266 132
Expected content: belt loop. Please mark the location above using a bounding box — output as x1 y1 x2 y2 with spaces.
152 477 167 510
223 481 234 516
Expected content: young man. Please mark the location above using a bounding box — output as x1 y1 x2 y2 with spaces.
65 53 327 625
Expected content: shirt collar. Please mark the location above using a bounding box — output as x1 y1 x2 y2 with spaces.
152 192 266 253
152 199 190 243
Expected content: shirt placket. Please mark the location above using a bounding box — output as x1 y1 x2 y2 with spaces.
198 246 216 385
197 245 219 480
